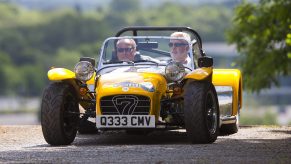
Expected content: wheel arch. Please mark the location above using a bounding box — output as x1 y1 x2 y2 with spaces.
212 69 243 115
47 67 95 85
183 67 213 84
47 68 95 110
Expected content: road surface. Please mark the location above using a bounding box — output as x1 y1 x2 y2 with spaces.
0 125 290 163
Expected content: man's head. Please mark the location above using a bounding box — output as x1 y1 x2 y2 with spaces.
169 32 190 63
116 38 137 61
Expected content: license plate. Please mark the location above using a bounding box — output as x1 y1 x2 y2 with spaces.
96 115 155 128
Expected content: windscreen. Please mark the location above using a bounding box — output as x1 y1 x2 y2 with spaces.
97 36 194 73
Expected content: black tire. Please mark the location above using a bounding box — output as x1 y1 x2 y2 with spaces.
220 112 239 135
41 82 79 145
184 81 219 144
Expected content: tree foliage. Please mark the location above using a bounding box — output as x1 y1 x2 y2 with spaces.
227 0 291 92
110 0 141 13
0 2 232 96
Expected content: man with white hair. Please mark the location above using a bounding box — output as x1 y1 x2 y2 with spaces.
169 32 192 67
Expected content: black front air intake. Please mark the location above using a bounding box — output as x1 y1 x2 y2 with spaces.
100 95 151 115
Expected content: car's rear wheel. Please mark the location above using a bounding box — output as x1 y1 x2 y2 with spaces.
184 80 219 144
41 82 79 145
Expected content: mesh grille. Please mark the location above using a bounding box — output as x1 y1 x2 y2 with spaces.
100 95 151 115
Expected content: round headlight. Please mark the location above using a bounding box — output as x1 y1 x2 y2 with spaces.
74 61 94 82
165 62 186 82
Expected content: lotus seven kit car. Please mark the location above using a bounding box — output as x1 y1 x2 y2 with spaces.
41 27 242 145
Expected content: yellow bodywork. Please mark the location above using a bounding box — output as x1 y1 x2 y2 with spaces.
47 67 242 118
212 69 243 115
95 72 167 122
47 68 75 81
47 67 95 85
184 67 212 80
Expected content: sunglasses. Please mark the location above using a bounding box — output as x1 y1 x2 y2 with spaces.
117 47 133 53
168 42 188 48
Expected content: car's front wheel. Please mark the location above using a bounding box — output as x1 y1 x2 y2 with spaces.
184 80 219 144
41 82 79 145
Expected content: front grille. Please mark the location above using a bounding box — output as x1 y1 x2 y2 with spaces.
100 95 151 115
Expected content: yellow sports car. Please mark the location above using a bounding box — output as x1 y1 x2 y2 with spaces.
41 27 242 145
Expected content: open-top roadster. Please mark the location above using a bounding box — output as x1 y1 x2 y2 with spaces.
41 27 242 145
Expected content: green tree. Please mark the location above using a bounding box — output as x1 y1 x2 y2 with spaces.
0 2 234 96
227 0 291 92
110 0 141 13
0 52 11 94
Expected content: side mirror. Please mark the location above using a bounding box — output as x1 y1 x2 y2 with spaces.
80 57 96 67
198 56 213 67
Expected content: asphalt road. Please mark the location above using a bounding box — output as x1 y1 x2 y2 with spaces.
0 125 290 163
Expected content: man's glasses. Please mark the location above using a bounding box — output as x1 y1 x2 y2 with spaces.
117 47 133 53
168 42 188 48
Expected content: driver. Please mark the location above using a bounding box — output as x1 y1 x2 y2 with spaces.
169 32 192 67
116 38 159 62
116 38 137 61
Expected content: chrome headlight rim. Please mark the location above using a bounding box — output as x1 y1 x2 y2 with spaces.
165 62 186 82
74 61 95 82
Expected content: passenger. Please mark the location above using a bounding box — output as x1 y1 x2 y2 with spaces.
169 32 192 67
